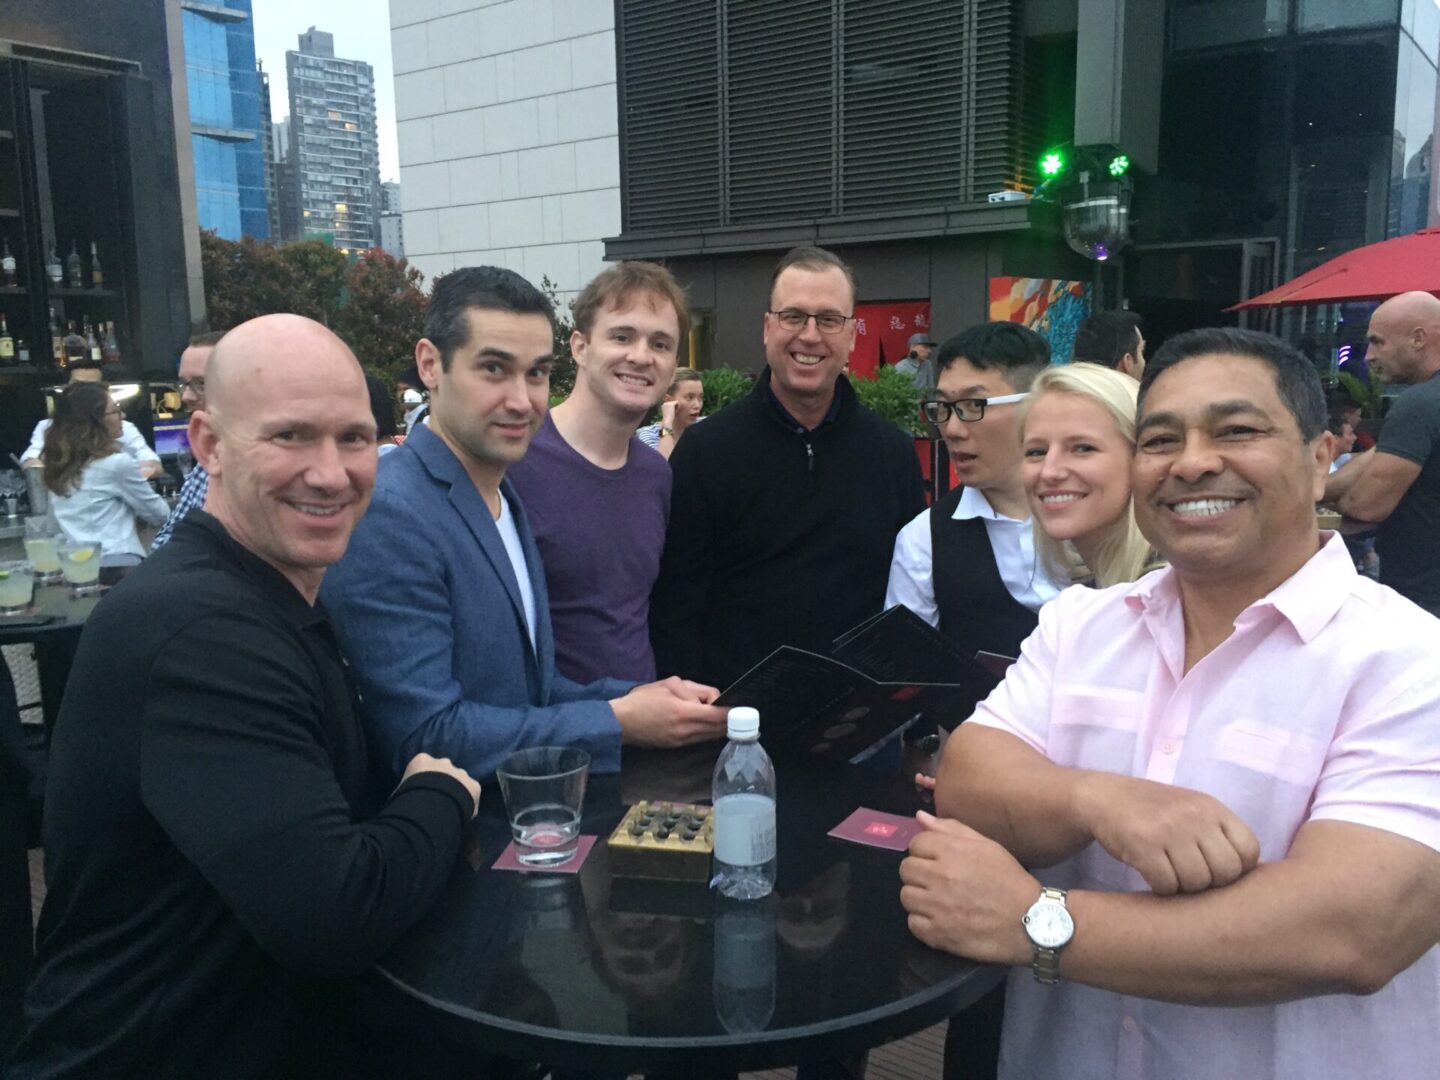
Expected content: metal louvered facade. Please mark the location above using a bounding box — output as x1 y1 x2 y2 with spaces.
616 0 1027 236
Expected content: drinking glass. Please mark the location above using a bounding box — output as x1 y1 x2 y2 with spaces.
56 539 104 596
496 747 590 867
0 560 35 613
24 517 64 584
176 447 195 480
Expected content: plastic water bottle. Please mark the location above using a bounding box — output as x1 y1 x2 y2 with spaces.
712 706 776 900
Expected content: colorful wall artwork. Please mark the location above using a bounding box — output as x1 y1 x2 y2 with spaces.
987 277 1092 363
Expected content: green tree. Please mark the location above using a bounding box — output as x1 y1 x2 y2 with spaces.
697 367 752 415
334 249 427 377
850 365 925 435
199 231 348 331
541 275 577 405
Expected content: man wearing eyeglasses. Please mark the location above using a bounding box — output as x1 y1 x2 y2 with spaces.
886 322 1063 661
151 331 224 549
651 245 925 690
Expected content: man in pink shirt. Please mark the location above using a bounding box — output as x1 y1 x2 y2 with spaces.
902 327 1440 1080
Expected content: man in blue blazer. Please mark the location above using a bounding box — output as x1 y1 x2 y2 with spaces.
322 267 726 780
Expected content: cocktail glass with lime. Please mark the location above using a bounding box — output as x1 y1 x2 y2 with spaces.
56 540 103 596
0 561 35 613
24 517 64 584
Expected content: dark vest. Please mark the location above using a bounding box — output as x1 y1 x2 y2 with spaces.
930 487 1040 660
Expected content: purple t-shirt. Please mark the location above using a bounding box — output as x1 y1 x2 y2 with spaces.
507 415 672 684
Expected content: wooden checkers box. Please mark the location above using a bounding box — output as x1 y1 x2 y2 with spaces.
606 801 714 883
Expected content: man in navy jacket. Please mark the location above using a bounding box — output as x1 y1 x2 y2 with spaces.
323 266 726 781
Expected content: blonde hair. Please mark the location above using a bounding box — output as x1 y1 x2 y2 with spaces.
1018 363 1158 588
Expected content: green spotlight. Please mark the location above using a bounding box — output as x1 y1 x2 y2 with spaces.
1107 153 1131 177
1039 151 1066 177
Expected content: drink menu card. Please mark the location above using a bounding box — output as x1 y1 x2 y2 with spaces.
713 605 1001 761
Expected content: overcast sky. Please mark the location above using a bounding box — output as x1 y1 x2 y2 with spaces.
250 0 399 181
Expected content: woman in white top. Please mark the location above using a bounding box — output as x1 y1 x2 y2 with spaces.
42 383 170 563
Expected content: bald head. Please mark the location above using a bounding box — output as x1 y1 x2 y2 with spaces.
190 313 378 603
206 314 367 420
1366 291 1440 385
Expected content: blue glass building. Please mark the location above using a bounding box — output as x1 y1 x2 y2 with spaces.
182 0 269 240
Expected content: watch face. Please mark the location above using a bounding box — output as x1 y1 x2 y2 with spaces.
1024 899 1074 949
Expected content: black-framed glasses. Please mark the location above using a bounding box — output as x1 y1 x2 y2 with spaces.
178 378 206 395
768 308 854 334
920 393 1028 424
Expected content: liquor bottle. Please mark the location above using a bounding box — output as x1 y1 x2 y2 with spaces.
45 245 63 285
0 314 14 363
65 241 82 288
711 707 777 900
1 238 16 287
102 321 121 364
90 241 104 288
16 337 29 365
86 321 101 362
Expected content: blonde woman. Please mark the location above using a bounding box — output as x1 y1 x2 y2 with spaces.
1019 362 1160 588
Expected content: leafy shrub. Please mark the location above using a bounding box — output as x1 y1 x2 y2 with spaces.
851 365 925 435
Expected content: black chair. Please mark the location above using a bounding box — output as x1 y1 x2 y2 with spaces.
1 658 34 1056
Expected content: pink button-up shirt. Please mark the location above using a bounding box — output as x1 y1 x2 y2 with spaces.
970 533 1440 1080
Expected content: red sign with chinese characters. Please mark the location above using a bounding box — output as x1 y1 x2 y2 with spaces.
849 301 932 379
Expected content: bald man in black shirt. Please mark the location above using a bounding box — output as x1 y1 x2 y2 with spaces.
10 316 479 1078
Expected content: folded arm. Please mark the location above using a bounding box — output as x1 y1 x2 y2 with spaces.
1328 449 1421 523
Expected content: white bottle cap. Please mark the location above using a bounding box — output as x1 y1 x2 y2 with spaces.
727 706 760 741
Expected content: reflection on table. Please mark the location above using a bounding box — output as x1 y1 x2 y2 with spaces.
373 747 1001 1075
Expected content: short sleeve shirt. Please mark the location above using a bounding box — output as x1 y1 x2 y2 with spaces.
969 534 1440 1080
1375 370 1440 614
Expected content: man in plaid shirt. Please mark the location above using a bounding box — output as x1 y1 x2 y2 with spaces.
152 333 222 549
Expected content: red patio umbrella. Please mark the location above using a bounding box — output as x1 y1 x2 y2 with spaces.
1229 227 1440 310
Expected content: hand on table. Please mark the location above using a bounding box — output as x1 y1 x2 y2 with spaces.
1075 771 1260 895
611 677 728 748
900 811 1036 964
401 753 481 818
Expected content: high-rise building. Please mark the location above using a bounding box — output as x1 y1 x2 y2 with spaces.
285 27 382 251
180 0 270 240
258 61 279 243
381 180 402 214
379 213 405 257
389 3 619 300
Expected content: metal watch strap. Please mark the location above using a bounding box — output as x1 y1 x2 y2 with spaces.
1030 886 1067 985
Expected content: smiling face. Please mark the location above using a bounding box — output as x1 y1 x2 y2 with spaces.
763 265 856 415
420 306 554 488
1133 353 1329 592
194 317 378 602
934 358 1025 497
1023 392 1134 546
571 293 680 421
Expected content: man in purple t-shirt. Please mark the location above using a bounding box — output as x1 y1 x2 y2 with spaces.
508 262 689 684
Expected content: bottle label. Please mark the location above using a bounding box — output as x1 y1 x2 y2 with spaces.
714 793 776 866
0 339 13 359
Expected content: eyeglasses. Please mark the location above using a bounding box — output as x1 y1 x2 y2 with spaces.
920 393 1029 424
768 309 854 334
178 378 205 395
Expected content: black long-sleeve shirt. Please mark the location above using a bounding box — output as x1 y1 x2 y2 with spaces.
651 371 926 688
10 512 472 1078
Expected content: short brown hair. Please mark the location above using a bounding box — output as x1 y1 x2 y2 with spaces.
768 246 857 310
667 369 702 395
572 261 690 344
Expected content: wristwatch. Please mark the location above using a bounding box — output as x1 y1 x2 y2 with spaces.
1022 886 1073 984
660 426 675 437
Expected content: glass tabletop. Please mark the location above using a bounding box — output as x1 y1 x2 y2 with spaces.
373 748 1000 1073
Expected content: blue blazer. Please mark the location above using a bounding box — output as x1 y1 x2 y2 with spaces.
321 424 630 780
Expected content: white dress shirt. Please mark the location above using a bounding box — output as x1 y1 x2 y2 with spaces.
885 486 1064 626
23 418 160 467
49 454 172 559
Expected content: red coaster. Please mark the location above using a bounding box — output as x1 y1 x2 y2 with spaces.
828 808 922 851
492 834 596 873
